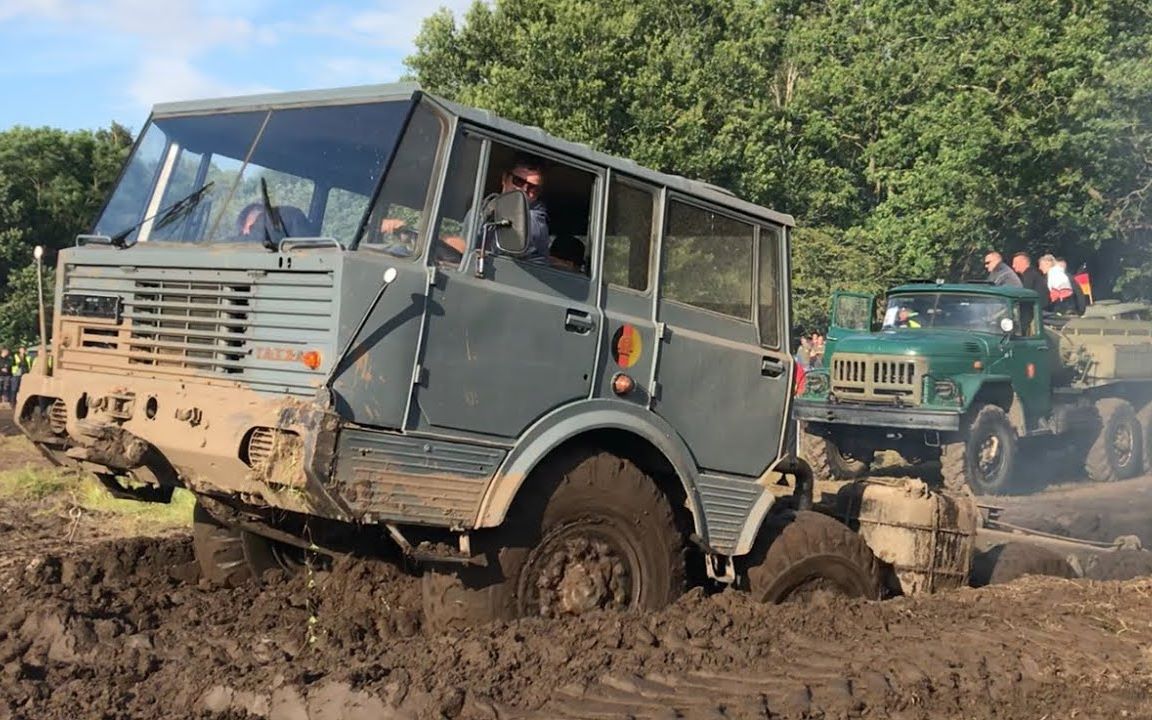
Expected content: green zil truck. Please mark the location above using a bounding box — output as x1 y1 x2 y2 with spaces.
794 283 1152 494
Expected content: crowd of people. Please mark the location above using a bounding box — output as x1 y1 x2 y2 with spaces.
983 251 1088 315
0 347 31 406
795 331 826 370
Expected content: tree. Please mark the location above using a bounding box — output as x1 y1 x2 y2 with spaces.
407 0 1152 317
0 123 132 347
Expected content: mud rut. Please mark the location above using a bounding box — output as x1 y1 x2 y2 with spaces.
2 420 1152 719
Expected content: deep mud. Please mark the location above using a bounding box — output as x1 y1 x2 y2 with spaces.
3 414 1152 719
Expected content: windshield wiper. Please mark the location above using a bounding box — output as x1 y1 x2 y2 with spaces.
108 181 215 248
259 177 284 252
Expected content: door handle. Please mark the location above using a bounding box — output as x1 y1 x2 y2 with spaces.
564 309 594 334
761 356 785 377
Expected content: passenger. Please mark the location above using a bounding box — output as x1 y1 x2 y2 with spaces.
235 202 313 240
984 251 1022 288
235 202 265 237
548 234 585 273
1011 252 1048 298
1039 254 1076 313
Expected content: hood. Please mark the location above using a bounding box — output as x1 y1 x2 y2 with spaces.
832 330 991 358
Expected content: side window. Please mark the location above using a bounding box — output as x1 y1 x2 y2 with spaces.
1014 301 1038 337
662 201 754 320
758 226 782 347
361 103 447 258
604 178 654 291
483 142 597 274
430 132 483 267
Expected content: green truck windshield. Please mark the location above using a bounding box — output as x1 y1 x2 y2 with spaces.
883 293 1011 333
94 101 409 246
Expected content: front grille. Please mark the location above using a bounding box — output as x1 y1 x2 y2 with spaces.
831 353 926 404
127 280 251 373
58 265 336 395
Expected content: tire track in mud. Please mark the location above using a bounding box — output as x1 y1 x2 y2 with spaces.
3 532 1152 720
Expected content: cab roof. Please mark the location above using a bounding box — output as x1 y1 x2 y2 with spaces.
889 282 1042 300
149 82 795 228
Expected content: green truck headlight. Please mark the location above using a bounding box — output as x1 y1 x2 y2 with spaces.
933 379 958 400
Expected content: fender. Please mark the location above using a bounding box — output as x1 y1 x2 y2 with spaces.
474 399 706 537
956 373 1012 412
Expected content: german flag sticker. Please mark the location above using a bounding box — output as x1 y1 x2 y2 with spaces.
612 324 643 368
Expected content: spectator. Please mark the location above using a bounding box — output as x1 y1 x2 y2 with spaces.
10 347 30 404
808 332 826 369
0 348 11 406
984 251 1022 287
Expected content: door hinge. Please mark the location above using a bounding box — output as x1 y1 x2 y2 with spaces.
656 321 668 341
412 364 427 386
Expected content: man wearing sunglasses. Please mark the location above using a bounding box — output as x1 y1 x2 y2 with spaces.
378 155 550 263
496 156 550 261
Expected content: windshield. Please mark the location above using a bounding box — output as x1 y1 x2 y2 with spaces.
882 293 1012 333
93 101 411 246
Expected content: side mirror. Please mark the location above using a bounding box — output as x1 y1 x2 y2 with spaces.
482 190 530 256
1000 317 1015 335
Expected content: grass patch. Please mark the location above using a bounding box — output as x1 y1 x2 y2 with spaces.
0 462 193 532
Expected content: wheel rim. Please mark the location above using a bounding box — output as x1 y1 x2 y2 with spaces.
519 520 641 618
975 433 1004 485
1112 423 1134 468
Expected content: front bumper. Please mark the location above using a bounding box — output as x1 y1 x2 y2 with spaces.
794 398 961 431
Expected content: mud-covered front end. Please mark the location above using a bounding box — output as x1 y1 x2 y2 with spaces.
17 246 358 520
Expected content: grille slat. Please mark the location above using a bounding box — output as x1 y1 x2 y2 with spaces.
831 353 926 404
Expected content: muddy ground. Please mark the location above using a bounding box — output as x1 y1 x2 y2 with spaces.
2 415 1152 720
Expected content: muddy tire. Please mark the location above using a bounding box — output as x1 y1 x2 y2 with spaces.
744 511 883 602
969 542 1075 587
192 502 281 587
1084 551 1152 581
1085 398 1142 482
940 404 1017 495
422 451 685 631
1135 402 1152 475
802 425 870 481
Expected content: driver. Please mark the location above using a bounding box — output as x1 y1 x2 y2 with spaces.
896 307 921 328
378 154 551 262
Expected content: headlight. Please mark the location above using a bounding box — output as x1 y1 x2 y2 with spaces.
806 373 830 395
933 379 958 400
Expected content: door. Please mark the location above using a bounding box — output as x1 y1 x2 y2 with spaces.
411 134 603 439
652 200 791 477
1010 298 1052 426
594 174 659 405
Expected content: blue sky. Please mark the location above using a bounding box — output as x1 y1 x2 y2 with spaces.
0 0 475 133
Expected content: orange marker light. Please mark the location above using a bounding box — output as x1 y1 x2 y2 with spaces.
973 360 984 370
302 350 322 370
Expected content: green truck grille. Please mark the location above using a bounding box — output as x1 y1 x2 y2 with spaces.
831 353 926 404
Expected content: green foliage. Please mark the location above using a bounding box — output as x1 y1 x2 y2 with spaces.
0 123 132 348
408 0 1152 325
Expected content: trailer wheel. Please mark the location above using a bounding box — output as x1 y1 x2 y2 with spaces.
192 502 284 587
801 425 871 481
1085 398 1142 482
969 542 1076 587
940 404 1017 495
744 511 883 602
1084 550 1152 581
422 450 685 631
1135 401 1152 476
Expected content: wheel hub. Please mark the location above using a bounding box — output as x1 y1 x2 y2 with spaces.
1114 425 1133 466
529 534 631 617
977 435 1001 476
